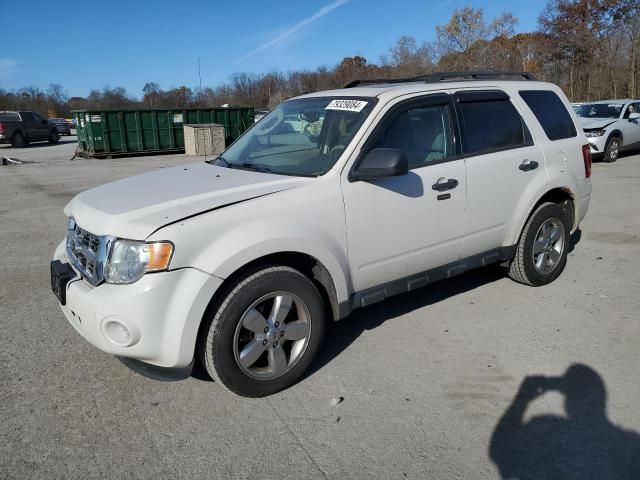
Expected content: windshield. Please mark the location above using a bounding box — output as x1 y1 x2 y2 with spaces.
216 96 376 177
576 103 623 119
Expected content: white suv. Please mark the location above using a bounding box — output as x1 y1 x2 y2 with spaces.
51 72 592 396
576 99 640 162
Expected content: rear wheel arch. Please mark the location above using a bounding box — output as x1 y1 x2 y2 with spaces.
514 188 576 246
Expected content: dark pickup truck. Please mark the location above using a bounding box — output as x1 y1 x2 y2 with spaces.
0 111 60 147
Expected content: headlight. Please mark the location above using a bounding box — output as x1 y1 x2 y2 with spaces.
104 240 173 284
584 130 606 138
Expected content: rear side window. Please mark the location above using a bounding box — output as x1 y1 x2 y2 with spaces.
519 90 577 141
456 92 532 155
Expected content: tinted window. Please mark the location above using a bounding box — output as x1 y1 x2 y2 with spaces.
31 112 44 123
576 103 623 119
373 103 453 169
520 90 577 140
458 98 531 154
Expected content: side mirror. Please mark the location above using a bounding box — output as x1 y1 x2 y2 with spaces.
351 148 408 181
629 112 640 121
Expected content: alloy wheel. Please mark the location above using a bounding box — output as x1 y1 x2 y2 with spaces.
233 292 312 380
532 218 565 275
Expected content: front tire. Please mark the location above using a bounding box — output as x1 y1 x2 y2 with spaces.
508 202 570 286
603 135 621 163
49 129 60 144
198 265 326 397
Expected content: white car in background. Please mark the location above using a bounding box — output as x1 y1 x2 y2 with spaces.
576 99 640 162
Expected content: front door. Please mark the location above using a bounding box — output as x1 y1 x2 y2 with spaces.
341 93 467 292
620 102 640 150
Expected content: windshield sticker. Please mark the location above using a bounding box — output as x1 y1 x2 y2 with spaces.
326 99 368 112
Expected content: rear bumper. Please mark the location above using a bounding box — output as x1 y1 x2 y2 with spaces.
576 178 592 225
53 240 223 369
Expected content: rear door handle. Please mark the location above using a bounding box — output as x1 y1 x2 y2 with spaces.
432 177 459 191
519 160 539 172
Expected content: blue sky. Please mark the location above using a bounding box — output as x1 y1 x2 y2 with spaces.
0 0 547 98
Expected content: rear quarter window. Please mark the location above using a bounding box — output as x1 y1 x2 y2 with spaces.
519 90 577 141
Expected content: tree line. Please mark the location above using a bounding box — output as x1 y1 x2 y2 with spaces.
1 0 637 118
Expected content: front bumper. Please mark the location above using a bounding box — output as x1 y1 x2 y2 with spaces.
53 240 223 368
587 135 607 155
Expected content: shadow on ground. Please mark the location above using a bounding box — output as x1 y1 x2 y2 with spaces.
489 364 640 479
308 264 505 377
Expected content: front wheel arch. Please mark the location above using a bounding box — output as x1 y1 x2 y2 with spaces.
196 252 340 347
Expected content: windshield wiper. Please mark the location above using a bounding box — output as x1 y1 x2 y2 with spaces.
238 162 272 173
207 155 231 167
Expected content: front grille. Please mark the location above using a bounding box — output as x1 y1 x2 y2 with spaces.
65 219 114 286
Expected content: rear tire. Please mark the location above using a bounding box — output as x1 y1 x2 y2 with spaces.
197 265 326 397
508 202 570 286
603 135 621 163
11 131 26 148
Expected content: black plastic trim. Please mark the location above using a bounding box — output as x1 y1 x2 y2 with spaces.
456 90 510 103
118 356 194 382
336 245 516 319
344 71 536 88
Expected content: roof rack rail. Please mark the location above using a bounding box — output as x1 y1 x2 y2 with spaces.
344 71 537 88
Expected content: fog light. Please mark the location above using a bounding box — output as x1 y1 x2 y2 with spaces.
102 319 135 346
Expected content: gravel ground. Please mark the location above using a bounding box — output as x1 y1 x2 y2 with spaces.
1 139 639 479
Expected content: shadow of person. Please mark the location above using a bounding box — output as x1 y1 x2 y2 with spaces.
489 364 640 479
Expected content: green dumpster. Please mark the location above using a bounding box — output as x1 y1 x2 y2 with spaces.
72 106 254 158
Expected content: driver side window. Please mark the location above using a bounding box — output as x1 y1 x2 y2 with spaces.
624 103 639 119
372 103 453 170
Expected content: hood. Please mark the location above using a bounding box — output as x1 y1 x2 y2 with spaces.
64 162 310 239
578 117 617 130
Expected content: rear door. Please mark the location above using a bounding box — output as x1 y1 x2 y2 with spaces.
341 93 467 292
453 89 547 256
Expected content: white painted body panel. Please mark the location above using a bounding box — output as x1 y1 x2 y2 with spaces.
64 162 311 239
341 162 466 291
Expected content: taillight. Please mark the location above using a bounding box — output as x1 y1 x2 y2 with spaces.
0 122 6 135
582 144 592 179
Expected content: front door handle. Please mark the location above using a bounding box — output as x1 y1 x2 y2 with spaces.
519 160 539 172
432 177 459 192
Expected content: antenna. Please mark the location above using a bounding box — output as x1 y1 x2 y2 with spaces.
198 57 202 93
